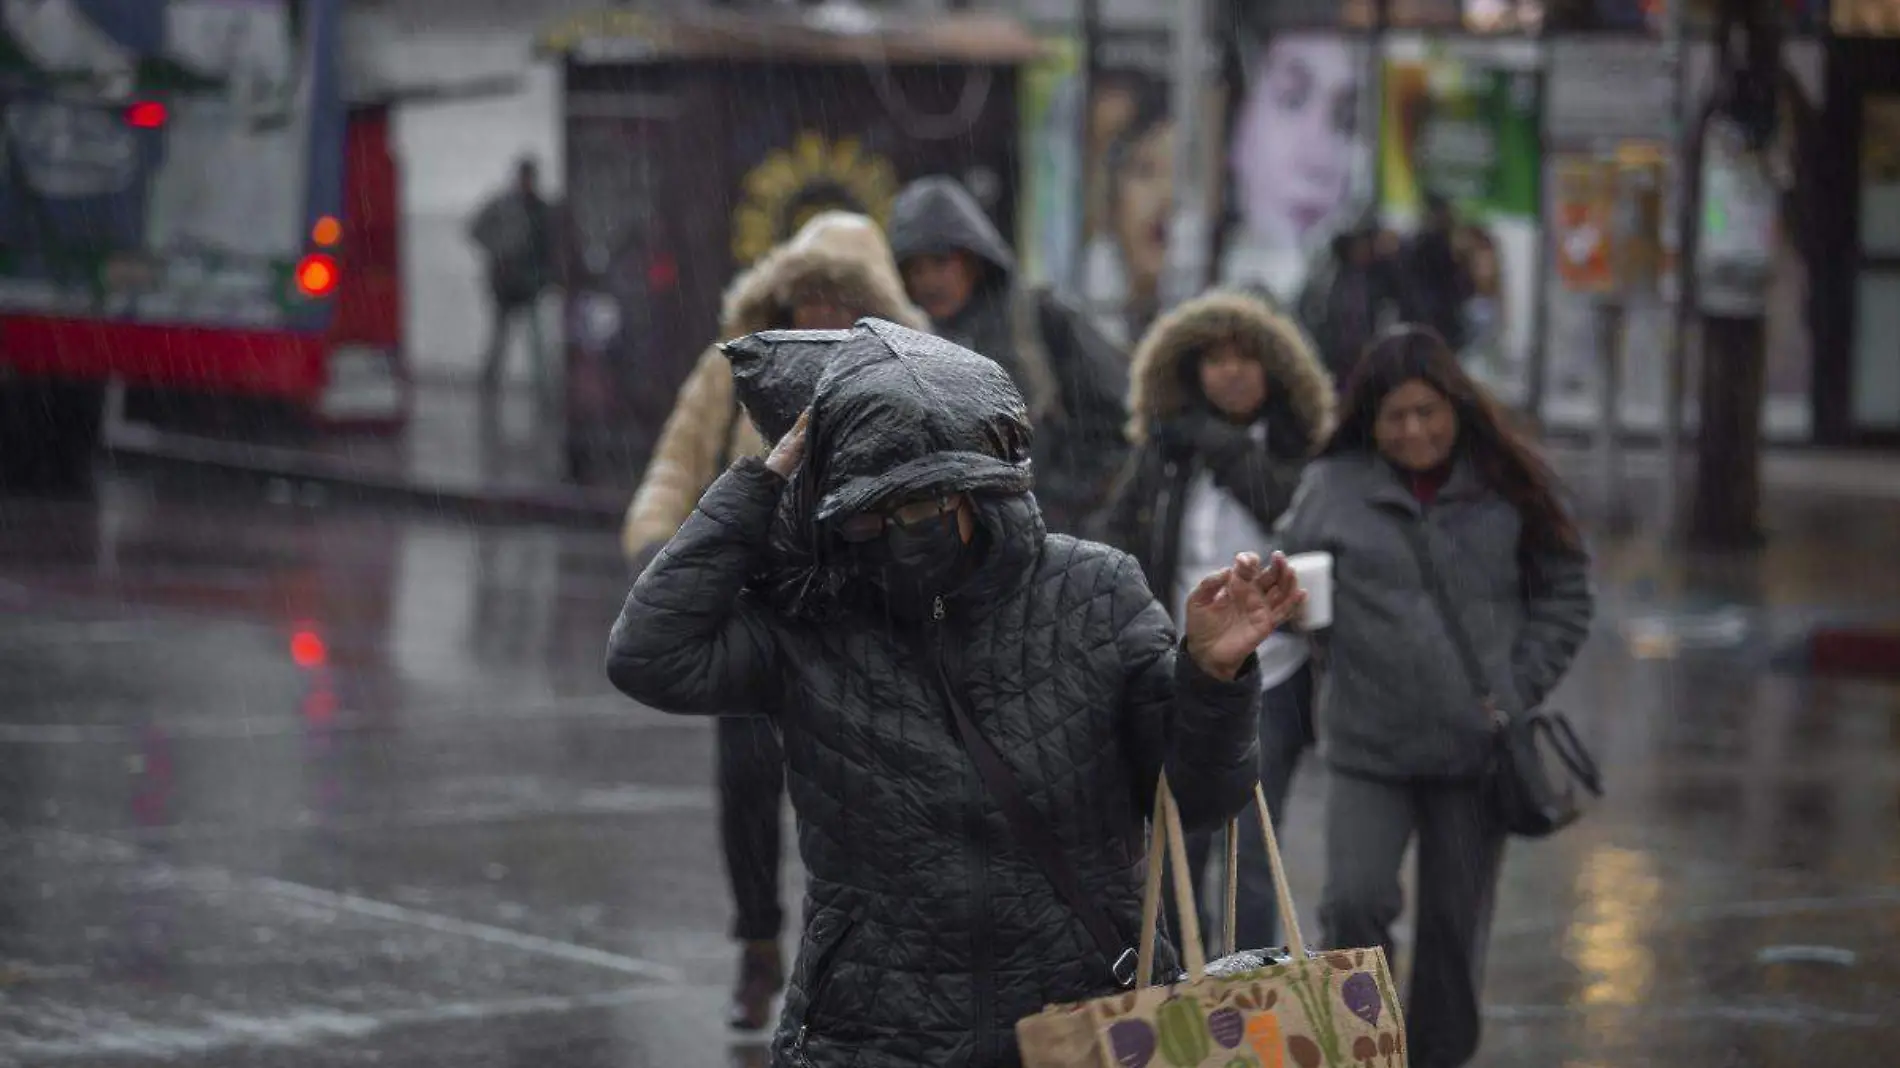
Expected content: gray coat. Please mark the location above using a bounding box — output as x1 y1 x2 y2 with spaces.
1276 454 1594 780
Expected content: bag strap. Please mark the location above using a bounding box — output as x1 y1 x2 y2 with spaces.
1136 777 1309 989
1221 821 1239 958
1137 776 1204 982
1539 709 1606 795
1389 513 1507 726
937 667 1139 989
1214 780 1314 959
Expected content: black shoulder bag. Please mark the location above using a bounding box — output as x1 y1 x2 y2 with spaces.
933 646 1139 989
1393 519 1603 838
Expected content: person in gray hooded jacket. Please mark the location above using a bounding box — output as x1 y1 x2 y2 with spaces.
888 176 1131 535
1276 326 1594 1068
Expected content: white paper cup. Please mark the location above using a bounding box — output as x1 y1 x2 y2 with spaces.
1287 552 1334 629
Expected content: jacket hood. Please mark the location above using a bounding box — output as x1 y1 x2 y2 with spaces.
887 176 1017 282
1125 290 1335 452
719 211 926 339
722 319 1039 620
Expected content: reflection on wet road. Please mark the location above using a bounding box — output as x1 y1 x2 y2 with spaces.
0 471 1895 1066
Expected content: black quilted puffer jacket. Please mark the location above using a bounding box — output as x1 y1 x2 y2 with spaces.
606 321 1262 1068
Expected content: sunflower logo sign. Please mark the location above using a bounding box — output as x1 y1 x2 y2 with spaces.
730 131 899 266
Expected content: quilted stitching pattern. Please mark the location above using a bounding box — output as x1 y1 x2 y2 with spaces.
609 322 1263 1068
607 467 1261 1067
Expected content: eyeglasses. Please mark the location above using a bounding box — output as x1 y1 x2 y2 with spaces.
836 495 961 544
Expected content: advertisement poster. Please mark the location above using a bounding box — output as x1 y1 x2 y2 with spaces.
1217 33 1375 310
1379 48 1542 404
1538 40 1819 440
1018 32 1175 348
1015 35 1079 291
1552 158 1614 295
0 0 327 328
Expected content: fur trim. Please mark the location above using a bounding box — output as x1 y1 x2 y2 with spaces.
718 215 926 338
1125 290 1335 452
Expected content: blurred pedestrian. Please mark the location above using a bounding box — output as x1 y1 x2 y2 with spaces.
1277 326 1594 1068
468 157 555 394
1401 192 1474 355
607 319 1304 1068
620 211 925 1033
888 175 1130 535
1295 212 1412 389
1094 291 1334 955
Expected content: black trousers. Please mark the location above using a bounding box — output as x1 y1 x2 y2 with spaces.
717 716 787 942
1320 772 1506 1068
1169 662 1315 954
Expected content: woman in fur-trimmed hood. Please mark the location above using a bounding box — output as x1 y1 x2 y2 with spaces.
621 212 926 564
1095 288 1333 955
616 211 924 1035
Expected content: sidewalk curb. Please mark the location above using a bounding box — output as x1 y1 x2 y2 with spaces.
104 425 623 530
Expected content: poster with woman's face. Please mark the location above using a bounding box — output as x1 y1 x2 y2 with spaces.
1221 34 1372 303
1078 71 1174 346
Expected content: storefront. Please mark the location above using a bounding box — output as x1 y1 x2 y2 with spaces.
536 9 1040 484
1812 7 1900 445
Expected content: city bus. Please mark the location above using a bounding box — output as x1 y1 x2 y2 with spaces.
0 0 399 488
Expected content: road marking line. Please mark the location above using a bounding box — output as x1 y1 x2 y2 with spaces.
38 831 684 984
2 984 721 1061
251 877 682 982
0 698 703 744
92 785 715 842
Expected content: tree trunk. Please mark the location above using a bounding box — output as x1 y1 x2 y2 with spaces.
1689 313 1768 549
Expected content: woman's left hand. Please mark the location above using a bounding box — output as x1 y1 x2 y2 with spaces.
1183 552 1306 681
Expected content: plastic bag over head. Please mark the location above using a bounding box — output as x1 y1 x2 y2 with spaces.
723 318 1038 619
720 327 847 445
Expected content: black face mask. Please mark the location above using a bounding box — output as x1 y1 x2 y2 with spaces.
885 509 966 587
856 509 969 617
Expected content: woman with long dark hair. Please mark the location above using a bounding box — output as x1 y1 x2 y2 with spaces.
1277 326 1594 1068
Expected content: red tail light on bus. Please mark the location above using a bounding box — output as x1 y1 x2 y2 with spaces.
295 254 338 298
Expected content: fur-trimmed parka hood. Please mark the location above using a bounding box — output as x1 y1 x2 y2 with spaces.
719 211 927 338
1125 291 1334 451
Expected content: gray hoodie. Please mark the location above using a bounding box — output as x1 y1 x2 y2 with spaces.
887 176 1130 533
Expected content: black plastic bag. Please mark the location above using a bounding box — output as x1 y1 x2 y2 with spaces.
720 318 1037 620
722 328 845 445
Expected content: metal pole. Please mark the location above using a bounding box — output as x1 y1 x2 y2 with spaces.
1163 0 1208 308
1596 298 1631 530
1526 71 1552 419
1659 0 1693 540
1072 0 1101 297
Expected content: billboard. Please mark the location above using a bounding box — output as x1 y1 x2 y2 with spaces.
1018 31 1175 348
1379 47 1543 402
1217 33 1376 308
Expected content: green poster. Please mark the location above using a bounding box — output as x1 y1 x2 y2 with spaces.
1380 59 1541 220
1017 36 1080 285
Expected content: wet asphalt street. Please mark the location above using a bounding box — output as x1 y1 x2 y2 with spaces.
0 467 1896 1067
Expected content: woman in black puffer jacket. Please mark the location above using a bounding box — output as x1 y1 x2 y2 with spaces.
606 320 1303 1068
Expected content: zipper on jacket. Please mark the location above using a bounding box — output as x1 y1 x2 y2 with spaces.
929 599 995 1064
788 912 857 1064
1151 460 1179 594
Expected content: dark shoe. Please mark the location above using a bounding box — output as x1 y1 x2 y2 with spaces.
728 940 784 1032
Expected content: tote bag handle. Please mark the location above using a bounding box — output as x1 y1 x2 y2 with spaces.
1136 776 1307 988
